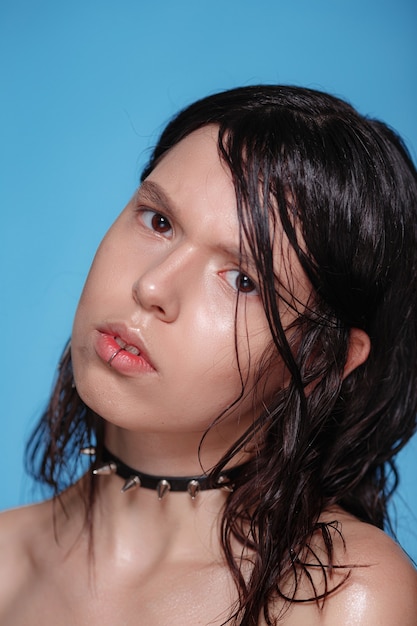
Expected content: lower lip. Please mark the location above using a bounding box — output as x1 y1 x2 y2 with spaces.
94 331 156 375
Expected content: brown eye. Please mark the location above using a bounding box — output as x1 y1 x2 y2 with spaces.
237 274 257 293
141 210 173 236
224 270 258 294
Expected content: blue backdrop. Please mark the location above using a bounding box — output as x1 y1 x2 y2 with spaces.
1 0 416 562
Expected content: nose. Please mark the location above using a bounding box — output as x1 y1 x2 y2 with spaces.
131 245 193 322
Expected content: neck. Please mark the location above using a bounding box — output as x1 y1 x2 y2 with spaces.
77 425 251 562
84 462 230 568
91 445 248 499
103 422 248 476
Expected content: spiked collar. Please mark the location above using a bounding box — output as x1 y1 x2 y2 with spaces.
83 446 250 500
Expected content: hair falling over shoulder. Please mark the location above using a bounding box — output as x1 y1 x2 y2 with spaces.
26 85 417 625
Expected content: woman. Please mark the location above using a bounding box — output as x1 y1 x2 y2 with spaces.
0 85 416 625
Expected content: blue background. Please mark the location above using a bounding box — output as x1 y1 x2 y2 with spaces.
1 0 416 562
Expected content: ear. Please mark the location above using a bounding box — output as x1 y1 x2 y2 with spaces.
343 328 370 379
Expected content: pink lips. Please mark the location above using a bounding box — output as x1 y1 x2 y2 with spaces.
94 328 156 375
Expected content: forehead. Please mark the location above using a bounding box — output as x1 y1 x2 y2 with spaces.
147 126 232 196
144 126 239 234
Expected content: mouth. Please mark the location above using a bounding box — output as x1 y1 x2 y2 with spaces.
94 326 156 373
114 335 141 356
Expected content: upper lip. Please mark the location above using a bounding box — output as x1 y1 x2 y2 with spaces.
100 323 156 370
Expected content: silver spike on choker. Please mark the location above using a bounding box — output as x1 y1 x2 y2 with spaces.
81 446 249 500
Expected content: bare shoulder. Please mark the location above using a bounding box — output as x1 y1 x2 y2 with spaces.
311 510 417 625
0 501 54 613
267 510 417 626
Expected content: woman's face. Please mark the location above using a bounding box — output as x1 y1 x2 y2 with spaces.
72 126 289 445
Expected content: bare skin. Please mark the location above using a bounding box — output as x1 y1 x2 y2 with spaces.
1 127 416 624
0 479 416 626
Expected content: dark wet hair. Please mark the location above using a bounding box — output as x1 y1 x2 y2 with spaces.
27 85 417 625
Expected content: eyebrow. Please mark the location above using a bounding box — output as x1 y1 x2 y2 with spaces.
136 180 175 216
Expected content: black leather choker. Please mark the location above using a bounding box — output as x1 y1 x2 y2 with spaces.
82 446 249 500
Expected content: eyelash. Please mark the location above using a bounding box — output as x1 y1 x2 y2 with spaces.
138 208 173 237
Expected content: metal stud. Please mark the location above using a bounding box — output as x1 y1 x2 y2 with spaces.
93 462 117 475
121 475 141 493
217 474 234 492
187 479 200 499
157 479 171 500
80 446 96 456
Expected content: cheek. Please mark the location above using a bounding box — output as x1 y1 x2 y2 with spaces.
74 234 131 313
71 244 121 366
236 315 288 405
234 307 272 373
179 308 238 385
